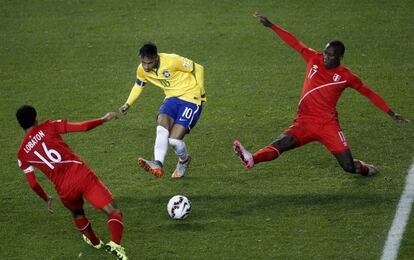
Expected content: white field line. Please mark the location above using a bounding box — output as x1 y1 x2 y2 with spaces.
381 162 414 260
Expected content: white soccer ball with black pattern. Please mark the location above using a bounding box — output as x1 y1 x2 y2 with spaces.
167 195 192 220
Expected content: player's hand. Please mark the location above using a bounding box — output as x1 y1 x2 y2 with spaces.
119 103 130 115
392 113 409 123
253 12 273 28
47 196 54 214
102 112 118 122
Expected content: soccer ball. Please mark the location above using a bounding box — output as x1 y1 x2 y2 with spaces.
167 195 192 220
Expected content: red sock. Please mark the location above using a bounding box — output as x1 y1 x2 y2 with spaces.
253 145 280 164
74 217 100 245
108 211 124 244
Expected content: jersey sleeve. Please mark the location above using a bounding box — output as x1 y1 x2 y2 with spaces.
52 119 104 133
348 72 391 113
17 158 34 174
126 83 144 105
171 54 194 73
25 171 49 202
136 65 147 87
271 24 317 62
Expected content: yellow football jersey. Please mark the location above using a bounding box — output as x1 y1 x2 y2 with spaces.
136 53 205 105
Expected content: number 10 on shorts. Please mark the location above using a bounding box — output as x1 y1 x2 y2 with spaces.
181 107 193 119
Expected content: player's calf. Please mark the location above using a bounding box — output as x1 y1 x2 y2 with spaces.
339 160 356 173
74 216 101 247
252 145 281 164
107 211 124 245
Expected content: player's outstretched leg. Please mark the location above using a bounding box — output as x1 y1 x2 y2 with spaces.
83 235 104 249
105 241 128 260
138 158 163 177
172 155 192 178
233 140 254 169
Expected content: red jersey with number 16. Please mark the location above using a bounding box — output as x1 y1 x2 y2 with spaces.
271 25 391 119
17 119 103 189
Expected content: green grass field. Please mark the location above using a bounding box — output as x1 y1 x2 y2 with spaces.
1 0 413 259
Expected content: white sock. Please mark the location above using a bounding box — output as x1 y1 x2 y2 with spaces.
169 138 188 162
154 126 169 165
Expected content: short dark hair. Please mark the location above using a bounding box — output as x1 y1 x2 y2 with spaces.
327 40 346 56
16 105 37 130
139 43 157 58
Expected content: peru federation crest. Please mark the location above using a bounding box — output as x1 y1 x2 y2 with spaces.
333 73 341 82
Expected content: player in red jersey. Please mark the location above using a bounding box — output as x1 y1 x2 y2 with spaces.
16 105 128 260
233 13 408 176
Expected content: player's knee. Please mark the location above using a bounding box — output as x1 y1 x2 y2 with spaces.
157 114 173 129
71 208 85 218
108 210 123 222
102 200 121 214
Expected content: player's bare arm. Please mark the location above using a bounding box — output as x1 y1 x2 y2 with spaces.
253 12 274 28
387 110 409 123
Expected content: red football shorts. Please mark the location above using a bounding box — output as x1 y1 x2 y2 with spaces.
283 116 350 153
57 165 113 211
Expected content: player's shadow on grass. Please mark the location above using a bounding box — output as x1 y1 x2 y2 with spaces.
227 193 387 218
159 221 207 232
223 193 390 217
119 192 391 223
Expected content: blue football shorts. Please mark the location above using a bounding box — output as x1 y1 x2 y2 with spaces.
158 97 203 131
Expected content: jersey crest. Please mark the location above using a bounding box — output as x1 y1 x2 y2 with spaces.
162 70 171 78
333 73 341 82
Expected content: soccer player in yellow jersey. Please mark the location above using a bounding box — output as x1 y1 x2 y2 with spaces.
119 43 206 178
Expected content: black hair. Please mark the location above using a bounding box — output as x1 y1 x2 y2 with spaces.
139 43 158 58
328 40 346 56
16 105 37 130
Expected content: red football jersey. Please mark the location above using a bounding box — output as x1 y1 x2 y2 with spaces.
17 119 102 188
271 25 390 119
